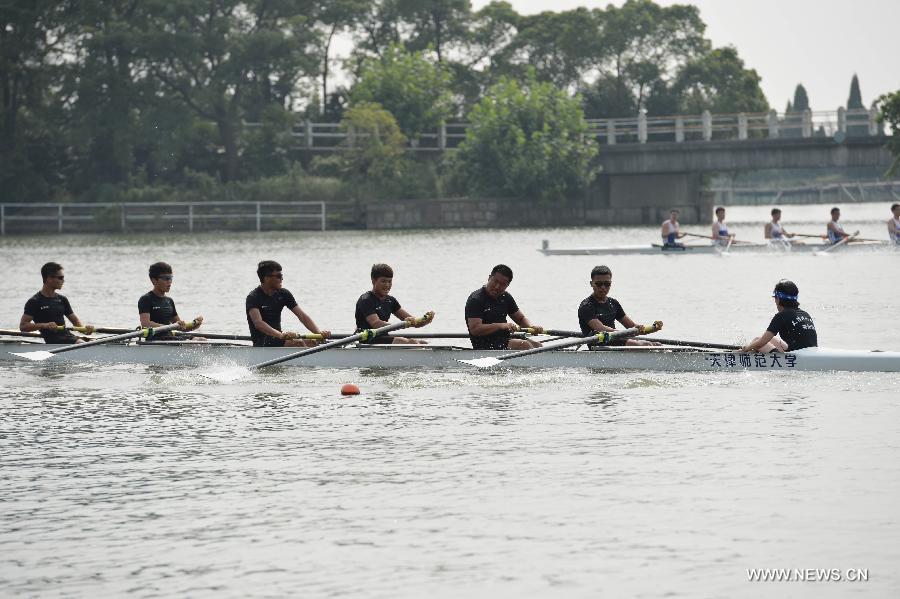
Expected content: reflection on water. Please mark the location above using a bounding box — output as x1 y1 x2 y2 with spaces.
2 218 899 597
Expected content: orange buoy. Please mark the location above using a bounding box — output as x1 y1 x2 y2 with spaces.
341 383 360 395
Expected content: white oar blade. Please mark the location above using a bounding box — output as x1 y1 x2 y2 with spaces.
9 350 55 361
457 357 502 368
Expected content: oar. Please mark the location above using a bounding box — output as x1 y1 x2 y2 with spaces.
9 323 183 361
817 230 859 254
174 331 531 342
200 315 432 382
458 321 662 368
684 232 758 246
535 330 737 350
791 233 828 239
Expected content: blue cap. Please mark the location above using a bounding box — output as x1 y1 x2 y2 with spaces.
772 290 798 301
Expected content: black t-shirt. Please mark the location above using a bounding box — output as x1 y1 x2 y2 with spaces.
767 307 818 351
23 292 76 343
465 286 520 350
578 295 626 335
246 286 298 346
138 291 179 340
355 291 402 330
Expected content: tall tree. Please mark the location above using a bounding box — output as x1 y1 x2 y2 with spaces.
847 74 864 109
673 47 768 114
876 90 900 174
791 84 810 112
397 0 471 64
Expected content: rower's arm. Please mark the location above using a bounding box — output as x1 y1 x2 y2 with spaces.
249 307 287 340
619 315 638 329
511 310 543 333
587 318 615 333
711 223 720 240
467 317 513 336
890 219 899 235
140 312 167 328
764 223 772 239
365 313 389 328
741 331 775 352
290 305 329 337
19 313 51 332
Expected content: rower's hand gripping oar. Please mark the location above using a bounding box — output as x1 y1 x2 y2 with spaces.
200 315 433 382
817 230 859 255
9 323 183 361
458 321 662 368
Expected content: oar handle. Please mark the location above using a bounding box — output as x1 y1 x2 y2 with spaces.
46 323 182 355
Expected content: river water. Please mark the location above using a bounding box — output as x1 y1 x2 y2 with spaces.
1 203 898 597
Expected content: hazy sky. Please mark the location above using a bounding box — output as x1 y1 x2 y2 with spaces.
473 0 900 112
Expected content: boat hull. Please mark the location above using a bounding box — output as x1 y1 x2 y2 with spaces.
3 343 899 372
538 240 893 256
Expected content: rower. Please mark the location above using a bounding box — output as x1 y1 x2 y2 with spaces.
19 262 94 344
661 209 686 248
889 203 900 245
826 207 850 244
465 264 543 350
245 260 331 347
711 206 735 246
138 262 203 341
740 280 817 353
578 265 659 347
765 208 796 243
355 263 435 345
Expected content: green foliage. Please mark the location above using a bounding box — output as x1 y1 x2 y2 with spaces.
791 84 810 112
454 74 598 200
351 44 453 138
674 47 769 114
340 102 408 180
876 90 900 174
847 74 864 110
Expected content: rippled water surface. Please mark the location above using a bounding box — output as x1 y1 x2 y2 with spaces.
2 204 899 597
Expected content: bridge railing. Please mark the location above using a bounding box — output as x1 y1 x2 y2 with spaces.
268 107 883 150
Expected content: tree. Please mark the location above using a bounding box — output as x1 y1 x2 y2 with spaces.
338 101 407 181
847 74 864 109
350 43 453 138
673 47 768 114
876 90 900 174
791 84 810 112
454 73 598 200
397 0 471 64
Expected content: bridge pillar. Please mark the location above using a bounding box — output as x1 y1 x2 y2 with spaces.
598 172 708 225
607 119 616 145
305 120 313 148
802 109 812 138
638 111 648 144
675 116 684 142
438 122 446 150
738 113 748 140
702 111 712 141
837 107 846 135
767 110 779 138
869 107 880 135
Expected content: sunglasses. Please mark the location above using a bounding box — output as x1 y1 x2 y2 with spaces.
266 273 284 279
155 275 174 281
591 280 611 288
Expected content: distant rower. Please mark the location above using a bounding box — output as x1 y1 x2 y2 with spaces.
765 208 796 243
577 265 659 347
246 260 330 347
661 209 686 247
138 262 203 340
465 264 543 350
19 262 94 344
826 207 850 244
355 263 434 344
889 203 900 244
711 206 735 246
741 280 817 353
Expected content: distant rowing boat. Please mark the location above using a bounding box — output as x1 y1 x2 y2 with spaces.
539 239 894 256
3 342 899 372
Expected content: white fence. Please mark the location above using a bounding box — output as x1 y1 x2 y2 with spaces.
0 201 327 235
266 108 884 150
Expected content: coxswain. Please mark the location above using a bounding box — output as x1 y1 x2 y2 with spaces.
19 262 94 344
465 264 543 350
245 260 331 347
764 208 796 244
826 207 850 244
711 206 735 246
888 203 900 245
138 262 203 340
355 263 435 344
661 210 686 247
740 280 818 353
578 266 659 347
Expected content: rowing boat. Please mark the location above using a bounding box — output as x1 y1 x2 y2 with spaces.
3 341 898 372
539 239 894 256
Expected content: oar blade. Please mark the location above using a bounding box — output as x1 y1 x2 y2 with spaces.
9 350 55 361
457 356 502 368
